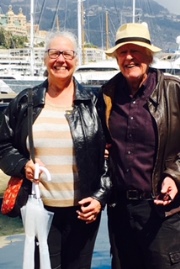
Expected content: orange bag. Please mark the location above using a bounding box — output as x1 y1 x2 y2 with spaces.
1 177 23 215
1 177 31 217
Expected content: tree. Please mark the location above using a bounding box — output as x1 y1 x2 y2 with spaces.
0 28 28 49
0 27 6 48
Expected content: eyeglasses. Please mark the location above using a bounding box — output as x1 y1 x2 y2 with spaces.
46 49 77 60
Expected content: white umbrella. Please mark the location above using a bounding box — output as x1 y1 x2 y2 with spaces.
21 164 54 269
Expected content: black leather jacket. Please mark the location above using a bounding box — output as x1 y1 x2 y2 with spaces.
102 69 180 197
0 78 111 206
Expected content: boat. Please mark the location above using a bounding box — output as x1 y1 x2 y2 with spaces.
159 36 180 75
74 60 119 85
0 47 46 77
0 79 15 93
0 47 45 94
151 53 180 78
0 79 17 113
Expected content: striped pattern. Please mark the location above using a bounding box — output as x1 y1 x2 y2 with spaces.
31 100 80 207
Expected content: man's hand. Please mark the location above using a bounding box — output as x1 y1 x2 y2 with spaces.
154 176 178 205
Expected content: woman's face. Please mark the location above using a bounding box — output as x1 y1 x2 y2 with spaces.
44 36 78 82
115 44 152 85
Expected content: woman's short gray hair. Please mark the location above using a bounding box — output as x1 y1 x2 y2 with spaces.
44 31 78 55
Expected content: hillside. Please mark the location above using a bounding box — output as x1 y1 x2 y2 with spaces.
0 0 180 52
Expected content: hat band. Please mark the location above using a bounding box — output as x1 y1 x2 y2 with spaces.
115 37 151 46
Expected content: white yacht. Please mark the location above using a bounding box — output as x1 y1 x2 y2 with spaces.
0 47 45 78
74 60 119 85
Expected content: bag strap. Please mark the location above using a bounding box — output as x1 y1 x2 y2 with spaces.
28 88 35 163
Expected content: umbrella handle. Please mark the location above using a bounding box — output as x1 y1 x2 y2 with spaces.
32 163 51 198
39 166 51 181
34 163 51 181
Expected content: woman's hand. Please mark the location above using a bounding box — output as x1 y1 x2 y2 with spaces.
24 158 45 183
76 197 101 224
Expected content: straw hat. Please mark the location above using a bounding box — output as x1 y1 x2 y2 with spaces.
105 23 161 56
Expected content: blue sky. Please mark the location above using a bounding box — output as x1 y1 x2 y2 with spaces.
155 0 180 15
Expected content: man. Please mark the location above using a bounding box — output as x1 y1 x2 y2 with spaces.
102 22 180 269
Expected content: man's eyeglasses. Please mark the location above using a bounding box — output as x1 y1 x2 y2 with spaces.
46 49 77 60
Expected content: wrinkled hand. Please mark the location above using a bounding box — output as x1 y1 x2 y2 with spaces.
76 197 101 224
154 176 178 205
24 158 45 183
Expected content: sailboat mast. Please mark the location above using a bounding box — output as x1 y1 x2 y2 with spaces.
77 0 85 65
106 11 109 51
56 15 60 31
30 0 34 76
132 0 135 23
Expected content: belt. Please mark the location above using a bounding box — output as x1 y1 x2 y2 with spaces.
124 190 155 201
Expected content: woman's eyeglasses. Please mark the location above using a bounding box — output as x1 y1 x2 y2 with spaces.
46 49 77 60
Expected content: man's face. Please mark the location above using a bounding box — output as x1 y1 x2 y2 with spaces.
115 44 152 84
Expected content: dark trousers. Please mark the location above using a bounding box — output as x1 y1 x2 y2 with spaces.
107 200 180 269
35 206 101 269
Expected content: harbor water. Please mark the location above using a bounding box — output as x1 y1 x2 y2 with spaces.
2 79 44 93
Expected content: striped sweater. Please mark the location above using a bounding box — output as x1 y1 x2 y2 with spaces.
32 100 80 207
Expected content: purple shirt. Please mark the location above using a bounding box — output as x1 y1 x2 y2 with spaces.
109 70 157 192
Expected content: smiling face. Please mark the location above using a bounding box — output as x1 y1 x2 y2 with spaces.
115 44 153 88
44 36 78 83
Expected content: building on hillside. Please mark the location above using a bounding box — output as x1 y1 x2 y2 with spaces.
26 23 47 45
0 5 47 43
0 5 27 36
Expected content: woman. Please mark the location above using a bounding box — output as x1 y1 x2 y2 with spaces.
0 31 111 269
